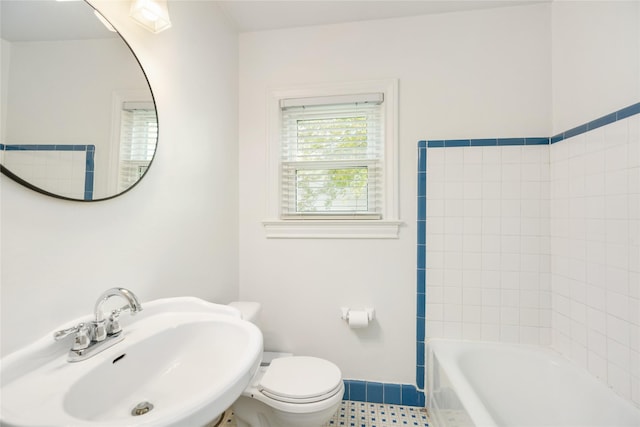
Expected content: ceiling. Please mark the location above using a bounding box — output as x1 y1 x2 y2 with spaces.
219 0 546 32
0 0 547 42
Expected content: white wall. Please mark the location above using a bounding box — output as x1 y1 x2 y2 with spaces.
238 3 551 383
550 0 640 408
0 0 239 356
551 0 640 133
1 39 10 144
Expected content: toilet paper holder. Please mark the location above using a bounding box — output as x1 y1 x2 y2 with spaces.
340 307 375 322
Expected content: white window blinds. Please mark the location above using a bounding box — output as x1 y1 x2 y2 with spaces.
118 101 157 191
280 93 384 219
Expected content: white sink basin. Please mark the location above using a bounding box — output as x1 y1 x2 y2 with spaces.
0 297 263 427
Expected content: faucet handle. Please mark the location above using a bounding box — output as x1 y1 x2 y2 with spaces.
107 309 122 335
72 323 91 351
53 323 91 350
54 323 83 341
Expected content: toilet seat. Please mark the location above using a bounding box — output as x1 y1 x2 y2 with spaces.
258 356 342 403
261 383 343 404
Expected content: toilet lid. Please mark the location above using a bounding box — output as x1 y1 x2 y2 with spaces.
259 356 342 400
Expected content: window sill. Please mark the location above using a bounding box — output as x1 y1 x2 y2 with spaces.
262 219 404 239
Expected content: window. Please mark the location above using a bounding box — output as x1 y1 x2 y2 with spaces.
264 80 401 238
118 101 157 192
281 94 383 219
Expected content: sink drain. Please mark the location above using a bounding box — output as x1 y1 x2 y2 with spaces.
131 401 154 416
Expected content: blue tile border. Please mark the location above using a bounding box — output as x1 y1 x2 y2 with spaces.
425 101 639 147
551 102 640 143
415 141 427 401
401 384 426 407
525 137 551 145
367 382 384 403
618 102 640 119
427 137 549 147
470 138 497 146
0 144 95 200
383 383 402 405
343 380 425 407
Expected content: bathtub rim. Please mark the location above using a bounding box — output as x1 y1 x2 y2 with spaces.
426 338 640 427
427 338 498 427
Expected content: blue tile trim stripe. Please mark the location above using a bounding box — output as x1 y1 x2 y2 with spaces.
427 137 549 147
84 146 95 201
416 141 427 398
343 380 425 407
551 102 640 143
426 101 640 147
0 144 95 200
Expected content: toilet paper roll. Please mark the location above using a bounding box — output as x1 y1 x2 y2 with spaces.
348 310 369 328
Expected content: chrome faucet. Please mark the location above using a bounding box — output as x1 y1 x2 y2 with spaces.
54 287 143 362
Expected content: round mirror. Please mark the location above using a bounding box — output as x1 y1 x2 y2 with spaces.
1 0 157 201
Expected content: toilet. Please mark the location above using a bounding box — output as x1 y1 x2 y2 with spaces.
228 302 344 427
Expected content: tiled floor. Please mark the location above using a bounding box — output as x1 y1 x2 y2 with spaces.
326 401 430 427
222 400 429 427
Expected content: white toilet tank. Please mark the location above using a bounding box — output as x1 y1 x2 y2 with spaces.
229 301 261 325
229 302 291 363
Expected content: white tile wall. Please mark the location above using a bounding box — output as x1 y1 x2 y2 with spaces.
550 115 640 408
426 144 551 346
3 150 87 199
425 114 639 409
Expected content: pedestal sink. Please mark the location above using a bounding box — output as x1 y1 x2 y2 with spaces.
1 297 263 427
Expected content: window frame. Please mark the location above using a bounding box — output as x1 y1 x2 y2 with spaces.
108 90 155 195
117 102 157 192
263 79 401 239
281 100 383 219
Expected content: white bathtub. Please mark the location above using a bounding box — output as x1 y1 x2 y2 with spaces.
427 339 640 427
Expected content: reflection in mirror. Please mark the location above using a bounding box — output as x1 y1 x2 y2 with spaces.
0 0 157 201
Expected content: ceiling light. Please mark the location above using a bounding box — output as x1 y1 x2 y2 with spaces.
130 0 172 33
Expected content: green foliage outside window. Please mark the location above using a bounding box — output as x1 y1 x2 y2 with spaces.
295 116 370 212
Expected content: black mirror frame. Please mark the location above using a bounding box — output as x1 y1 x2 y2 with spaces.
0 1 159 202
